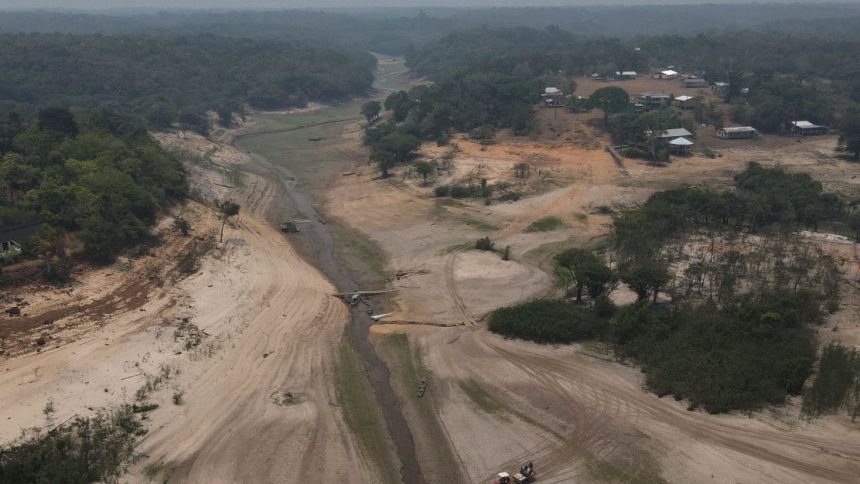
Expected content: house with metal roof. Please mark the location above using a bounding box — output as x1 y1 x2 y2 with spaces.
674 95 696 109
541 87 563 107
638 92 672 109
684 77 709 88
789 121 827 136
712 82 730 97
652 69 679 79
615 71 638 80
669 137 694 154
0 222 41 262
717 126 758 139
659 128 693 139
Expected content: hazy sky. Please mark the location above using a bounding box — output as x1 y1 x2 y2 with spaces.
0 0 842 10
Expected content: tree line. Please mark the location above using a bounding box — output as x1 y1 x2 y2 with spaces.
0 33 376 134
1 107 186 277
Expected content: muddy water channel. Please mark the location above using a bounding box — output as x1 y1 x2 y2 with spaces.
233 56 425 484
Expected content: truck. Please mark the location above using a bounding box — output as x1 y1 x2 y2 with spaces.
493 463 536 483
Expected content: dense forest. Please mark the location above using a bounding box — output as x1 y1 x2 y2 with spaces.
408 26 860 102
490 164 856 414
0 34 375 133
0 107 186 275
1 5 859 54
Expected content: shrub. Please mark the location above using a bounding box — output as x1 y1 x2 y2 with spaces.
475 237 495 251
450 184 475 198
0 405 143 483
434 185 450 197
174 217 191 236
802 343 860 419
488 299 607 344
498 191 521 202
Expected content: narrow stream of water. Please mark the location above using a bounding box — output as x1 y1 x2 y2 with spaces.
232 57 425 484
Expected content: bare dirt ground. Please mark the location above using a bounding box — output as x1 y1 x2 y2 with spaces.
0 129 378 482
323 105 860 482
575 75 718 101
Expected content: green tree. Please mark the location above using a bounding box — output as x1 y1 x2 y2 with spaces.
555 248 615 303
589 87 630 126
638 109 678 162
414 160 433 184
370 131 420 177
361 100 382 124
216 199 240 243
0 153 37 203
620 258 672 302
384 91 413 123
32 225 69 280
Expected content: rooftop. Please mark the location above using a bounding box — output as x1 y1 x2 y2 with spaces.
661 69 679 76
721 126 757 132
661 128 693 138
791 120 822 129
640 92 672 98
670 137 694 146
675 95 694 102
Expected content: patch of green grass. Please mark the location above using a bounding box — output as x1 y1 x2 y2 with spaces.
573 212 588 222
457 379 565 440
331 224 388 287
586 451 667 484
224 165 245 188
525 216 565 232
458 380 505 415
335 336 400 484
461 216 499 232
143 461 169 482
432 202 498 232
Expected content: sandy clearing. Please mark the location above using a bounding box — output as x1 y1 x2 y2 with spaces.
0 202 212 440
126 134 376 483
322 114 860 482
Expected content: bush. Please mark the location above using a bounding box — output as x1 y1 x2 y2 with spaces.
0 405 143 483
802 343 860 419
476 237 495 251
488 299 607 344
450 184 476 198
174 217 191 236
434 185 450 197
